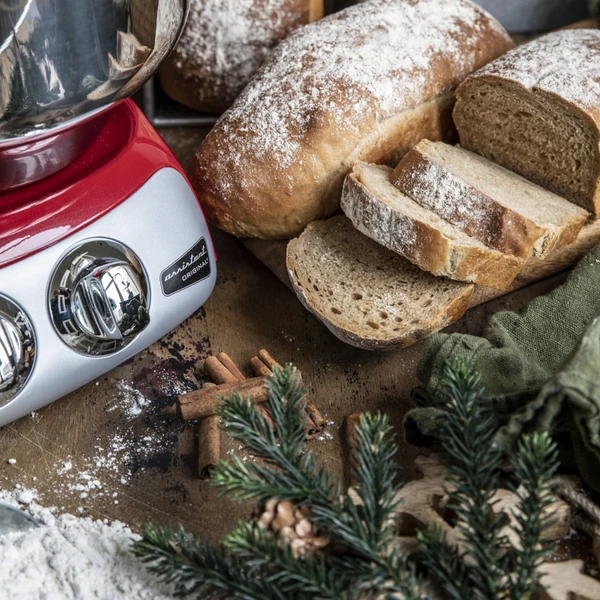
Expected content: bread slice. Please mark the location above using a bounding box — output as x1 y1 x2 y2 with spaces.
391 141 589 259
286 216 474 350
453 29 600 214
341 162 524 289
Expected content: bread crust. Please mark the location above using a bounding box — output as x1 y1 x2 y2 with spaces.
391 145 548 258
341 170 524 290
286 219 474 351
190 0 513 239
159 0 323 114
453 29 600 214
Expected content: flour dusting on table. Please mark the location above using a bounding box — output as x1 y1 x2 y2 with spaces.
0 487 175 600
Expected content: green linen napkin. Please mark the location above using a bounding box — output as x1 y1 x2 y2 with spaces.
405 245 600 492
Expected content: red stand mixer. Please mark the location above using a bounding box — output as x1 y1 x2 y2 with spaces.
0 0 216 425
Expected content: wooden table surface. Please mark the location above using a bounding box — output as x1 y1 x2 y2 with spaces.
0 127 579 543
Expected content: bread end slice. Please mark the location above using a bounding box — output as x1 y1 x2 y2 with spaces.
454 72 600 215
342 163 524 290
286 216 474 350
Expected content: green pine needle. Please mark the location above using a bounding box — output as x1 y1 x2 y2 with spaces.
508 432 559 600
132 523 286 599
417 358 561 600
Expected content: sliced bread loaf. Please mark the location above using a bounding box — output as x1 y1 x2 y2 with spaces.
341 162 524 289
286 215 474 350
390 140 589 259
453 29 600 214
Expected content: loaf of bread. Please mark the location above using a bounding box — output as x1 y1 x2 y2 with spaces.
391 141 589 259
453 29 600 214
341 162 524 289
287 216 474 350
190 0 513 239
159 0 323 114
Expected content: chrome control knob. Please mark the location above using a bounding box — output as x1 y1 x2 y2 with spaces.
0 296 35 406
49 240 150 356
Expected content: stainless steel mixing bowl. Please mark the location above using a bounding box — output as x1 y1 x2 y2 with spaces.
0 0 187 152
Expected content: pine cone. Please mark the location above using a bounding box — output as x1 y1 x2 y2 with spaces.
256 499 330 558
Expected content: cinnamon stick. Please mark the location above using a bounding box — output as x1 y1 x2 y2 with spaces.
178 377 268 420
343 412 362 488
249 356 272 377
204 356 239 385
217 352 245 382
198 414 220 479
303 416 318 440
306 401 326 432
257 349 281 371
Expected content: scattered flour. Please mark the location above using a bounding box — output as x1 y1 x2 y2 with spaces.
316 421 336 442
53 375 188 500
0 487 175 600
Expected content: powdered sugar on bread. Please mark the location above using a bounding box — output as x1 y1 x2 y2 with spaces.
215 0 508 169
168 0 309 105
475 29 600 114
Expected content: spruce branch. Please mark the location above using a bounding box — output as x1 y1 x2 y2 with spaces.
437 358 509 599
508 432 559 600
132 523 285 600
214 366 424 598
418 358 561 600
223 521 346 598
212 365 338 507
416 525 470 600
134 360 561 600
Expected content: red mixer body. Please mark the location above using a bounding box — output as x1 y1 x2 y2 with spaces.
0 99 217 425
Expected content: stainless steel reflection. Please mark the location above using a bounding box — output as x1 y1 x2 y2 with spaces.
0 294 36 406
49 239 150 356
0 0 187 144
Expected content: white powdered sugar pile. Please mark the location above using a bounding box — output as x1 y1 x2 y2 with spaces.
0 487 175 600
206 0 509 172
477 29 600 112
170 0 308 104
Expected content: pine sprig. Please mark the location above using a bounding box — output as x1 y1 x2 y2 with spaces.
212 365 338 507
417 525 470 600
508 433 559 600
437 359 509 598
418 359 561 600
223 522 346 598
215 373 424 598
133 523 285 600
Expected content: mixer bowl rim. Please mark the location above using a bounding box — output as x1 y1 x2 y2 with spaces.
0 103 117 150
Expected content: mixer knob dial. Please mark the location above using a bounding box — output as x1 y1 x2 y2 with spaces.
49 240 150 356
0 296 36 406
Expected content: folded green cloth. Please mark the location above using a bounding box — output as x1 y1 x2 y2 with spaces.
405 245 600 492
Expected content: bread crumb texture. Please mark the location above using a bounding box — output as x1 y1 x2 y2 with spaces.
287 216 473 349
